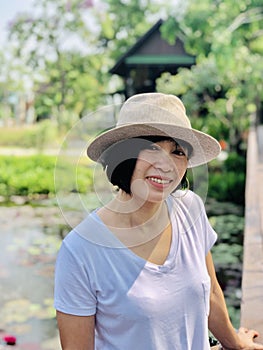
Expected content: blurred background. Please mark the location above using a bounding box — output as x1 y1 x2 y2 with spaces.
0 0 262 348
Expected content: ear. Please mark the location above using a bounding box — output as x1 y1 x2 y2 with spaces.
180 171 188 190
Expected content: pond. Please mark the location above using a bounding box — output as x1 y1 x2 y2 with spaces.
0 203 76 349
0 197 244 348
206 198 244 329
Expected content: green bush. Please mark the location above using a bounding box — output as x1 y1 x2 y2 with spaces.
0 151 246 205
0 155 93 199
208 153 246 205
224 152 246 172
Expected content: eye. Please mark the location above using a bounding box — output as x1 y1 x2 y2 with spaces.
172 148 186 157
145 143 160 151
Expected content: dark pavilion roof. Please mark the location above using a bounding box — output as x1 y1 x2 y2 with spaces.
110 19 196 77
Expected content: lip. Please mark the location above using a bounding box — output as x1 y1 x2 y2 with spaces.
146 175 173 189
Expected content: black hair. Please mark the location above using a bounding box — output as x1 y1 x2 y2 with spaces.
99 136 192 194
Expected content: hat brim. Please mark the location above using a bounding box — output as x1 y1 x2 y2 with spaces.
87 123 221 168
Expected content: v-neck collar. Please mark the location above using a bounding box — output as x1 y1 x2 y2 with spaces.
90 196 179 272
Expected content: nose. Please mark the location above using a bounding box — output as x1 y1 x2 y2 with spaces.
153 151 174 172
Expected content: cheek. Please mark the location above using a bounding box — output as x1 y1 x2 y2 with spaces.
130 178 149 199
173 158 188 173
130 160 150 197
133 158 151 175
137 150 156 164
131 163 147 188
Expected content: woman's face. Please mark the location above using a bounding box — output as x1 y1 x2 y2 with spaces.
130 139 188 203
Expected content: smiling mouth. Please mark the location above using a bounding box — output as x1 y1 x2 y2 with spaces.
147 176 172 185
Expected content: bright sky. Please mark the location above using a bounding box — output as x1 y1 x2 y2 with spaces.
0 0 35 46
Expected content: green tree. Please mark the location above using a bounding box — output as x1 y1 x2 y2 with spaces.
157 0 263 152
5 0 167 122
96 0 161 58
7 0 108 122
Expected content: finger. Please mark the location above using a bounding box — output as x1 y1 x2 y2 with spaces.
248 329 260 339
239 326 249 333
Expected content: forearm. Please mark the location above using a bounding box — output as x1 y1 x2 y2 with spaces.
208 284 243 350
206 252 263 350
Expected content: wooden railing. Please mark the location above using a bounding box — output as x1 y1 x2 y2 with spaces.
240 124 263 342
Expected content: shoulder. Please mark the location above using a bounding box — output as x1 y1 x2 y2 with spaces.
57 214 107 271
61 210 124 256
168 190 209 230
169 191 217 249
169 190 205 212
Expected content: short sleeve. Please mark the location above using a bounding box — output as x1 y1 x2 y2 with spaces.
203 214 217 254
171 191 217 255
54 238 97 316
197 196 217 254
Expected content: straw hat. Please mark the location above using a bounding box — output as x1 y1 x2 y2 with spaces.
87 93 221 168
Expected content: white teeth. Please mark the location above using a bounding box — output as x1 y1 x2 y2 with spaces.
148 177 170 184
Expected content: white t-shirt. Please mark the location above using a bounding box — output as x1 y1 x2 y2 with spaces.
54 190 217 350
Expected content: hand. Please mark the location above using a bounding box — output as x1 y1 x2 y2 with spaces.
225 327 263 349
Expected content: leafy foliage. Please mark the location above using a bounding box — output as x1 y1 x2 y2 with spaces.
4 0 110 121
0 155 93 198
96 0 159 58
0 120 58 149
1 0 262 135
208 153 246 205
157 0 263 152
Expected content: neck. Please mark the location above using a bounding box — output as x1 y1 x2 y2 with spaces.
106 190 165 227
97 191 170 247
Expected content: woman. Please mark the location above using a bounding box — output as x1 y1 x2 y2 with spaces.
54 93 263 349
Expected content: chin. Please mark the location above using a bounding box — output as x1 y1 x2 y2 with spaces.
146 193 170 203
